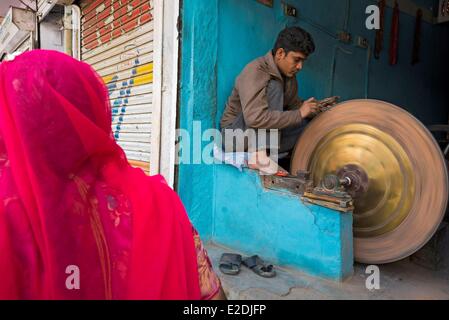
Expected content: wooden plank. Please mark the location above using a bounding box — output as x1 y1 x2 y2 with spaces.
301 197 353 213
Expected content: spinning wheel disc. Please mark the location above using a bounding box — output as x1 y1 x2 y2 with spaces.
291 100 448 264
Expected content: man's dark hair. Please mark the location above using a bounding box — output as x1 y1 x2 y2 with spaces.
273 27 315 56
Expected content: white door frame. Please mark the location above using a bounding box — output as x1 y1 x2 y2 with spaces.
151 0 180 187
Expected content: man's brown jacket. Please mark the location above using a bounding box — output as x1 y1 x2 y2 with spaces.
220 51 304 130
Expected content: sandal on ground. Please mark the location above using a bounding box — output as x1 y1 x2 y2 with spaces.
219 253 242 275
242 255 276 278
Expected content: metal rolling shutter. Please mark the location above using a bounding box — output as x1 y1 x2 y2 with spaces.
14 35 33 52
80 0 153 174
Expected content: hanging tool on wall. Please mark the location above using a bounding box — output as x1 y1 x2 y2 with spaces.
411 9 423 65
374 0 386 59
389 1 400 65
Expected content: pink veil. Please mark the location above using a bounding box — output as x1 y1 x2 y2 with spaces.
0 50 201 300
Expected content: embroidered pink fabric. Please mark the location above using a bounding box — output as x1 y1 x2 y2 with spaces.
0 50 217 300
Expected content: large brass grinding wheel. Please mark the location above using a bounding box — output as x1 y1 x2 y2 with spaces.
291 100 448 264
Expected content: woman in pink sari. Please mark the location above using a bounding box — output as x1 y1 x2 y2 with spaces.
0 50 223 300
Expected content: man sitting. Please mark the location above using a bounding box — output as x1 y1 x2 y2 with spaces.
220 27 319 175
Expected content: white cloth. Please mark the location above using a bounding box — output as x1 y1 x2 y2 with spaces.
213 144 249 171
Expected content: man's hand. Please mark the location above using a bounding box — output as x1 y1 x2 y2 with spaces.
299 97 319 119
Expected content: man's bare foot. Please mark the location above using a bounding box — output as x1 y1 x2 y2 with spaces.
248 150 288 176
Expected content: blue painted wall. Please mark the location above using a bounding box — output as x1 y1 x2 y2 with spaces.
180 0 449 237
178 0 219 240
213 166 354 280
217 0 449 127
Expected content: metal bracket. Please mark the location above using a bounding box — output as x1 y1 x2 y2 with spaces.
262 170 354 213
262 171 313 195
302 191 354 213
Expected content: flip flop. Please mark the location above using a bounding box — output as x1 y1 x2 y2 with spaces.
242 255 276 278
219 253 242 275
